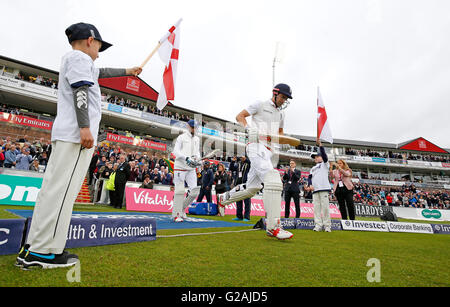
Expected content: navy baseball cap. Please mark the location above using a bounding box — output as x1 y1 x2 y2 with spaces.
65 22 112 52
187 119 198 128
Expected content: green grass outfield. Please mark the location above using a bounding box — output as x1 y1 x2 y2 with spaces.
0 204 449 287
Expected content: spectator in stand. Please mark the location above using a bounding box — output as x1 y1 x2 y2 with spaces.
17 135 29 143
330 159 355 220
150 168 161 184
138 163 151 182
161 168 173 185
88 148 99 185
386 193 393 206
0 147 4 167
140 175 154 189
128 160 139 182
4 145 17 168
98 162 113 205
15 147 33 170
29 159 41 172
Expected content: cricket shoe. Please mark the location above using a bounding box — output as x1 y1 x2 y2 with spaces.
15 244 30 267
22 251 79 270
313 226 322 232
173 214 184 223
266 227 294 240
324 227 332 232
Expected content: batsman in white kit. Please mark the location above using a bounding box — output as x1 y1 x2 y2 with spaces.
217 84 294 240
171 119 202 222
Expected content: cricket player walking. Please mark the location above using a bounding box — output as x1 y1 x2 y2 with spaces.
218 84 294 240
171 119 202 222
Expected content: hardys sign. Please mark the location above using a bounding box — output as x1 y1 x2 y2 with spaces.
0 174 42 206
354 204 392 217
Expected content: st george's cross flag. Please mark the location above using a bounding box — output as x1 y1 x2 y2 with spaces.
317 87 333 144
157 19 182 110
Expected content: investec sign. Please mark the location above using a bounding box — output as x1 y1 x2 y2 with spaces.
0 174 42 206
341 220 388 232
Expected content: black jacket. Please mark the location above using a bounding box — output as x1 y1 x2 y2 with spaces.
214 170 228 193
201 168 214 189
115 161 131 185
283 169 301 193
232 159 251 185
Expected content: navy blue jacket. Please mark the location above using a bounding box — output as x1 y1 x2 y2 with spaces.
201 168 214 188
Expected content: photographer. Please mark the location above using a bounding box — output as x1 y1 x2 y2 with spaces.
214 163 228 196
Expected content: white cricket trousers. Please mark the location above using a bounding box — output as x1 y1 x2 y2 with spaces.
172 169 198 218
26 141 94 254
312 191 331 229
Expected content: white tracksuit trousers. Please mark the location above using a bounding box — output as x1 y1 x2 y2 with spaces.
312 191 331 229
26 141 94 254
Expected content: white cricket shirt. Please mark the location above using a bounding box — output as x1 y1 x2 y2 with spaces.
51 50 102 145
172 131 201 170
245 99 285 136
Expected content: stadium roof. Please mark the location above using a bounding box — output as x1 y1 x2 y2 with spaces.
397 137 449 154
99 76 159 102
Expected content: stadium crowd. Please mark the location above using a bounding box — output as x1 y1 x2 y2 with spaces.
0 135 51 171
14 72 58 89
344 147 450 163
352 182 449 209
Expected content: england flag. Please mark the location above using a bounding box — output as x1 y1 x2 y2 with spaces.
157 18 182 110
317 87 333 144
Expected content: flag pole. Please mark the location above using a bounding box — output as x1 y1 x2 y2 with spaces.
140 42 162 69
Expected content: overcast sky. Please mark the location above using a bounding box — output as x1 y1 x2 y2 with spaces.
1 0 449 149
